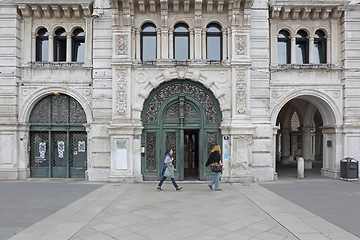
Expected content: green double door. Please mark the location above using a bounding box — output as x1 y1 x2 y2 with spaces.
142 80 222 181
30 130 87 178
28 94 88 178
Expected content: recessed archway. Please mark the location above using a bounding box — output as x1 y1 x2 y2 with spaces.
272 92 340 179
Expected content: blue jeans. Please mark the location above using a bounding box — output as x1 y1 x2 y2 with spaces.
209 172 220 190
158 176 179 189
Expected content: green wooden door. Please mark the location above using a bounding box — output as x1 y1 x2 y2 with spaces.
29 94 87 178
142 80 222 181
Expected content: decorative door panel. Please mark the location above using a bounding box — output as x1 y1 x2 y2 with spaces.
164 130 180 180
70 132 87 178
52 132 67 177
30 132 49 177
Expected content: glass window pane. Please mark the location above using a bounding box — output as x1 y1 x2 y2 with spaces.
54 28 66 62
142 36 157 60
141 24 157 61
278 42 287 64
314 30 326 64
207 36 221 60
175 36 188 60
296 30 309 64
72 28 85 62
36 28 48 62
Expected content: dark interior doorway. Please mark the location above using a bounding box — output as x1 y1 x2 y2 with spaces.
184 130 199 180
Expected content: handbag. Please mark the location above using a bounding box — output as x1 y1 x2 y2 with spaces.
210 163 222 172
164 165 175 178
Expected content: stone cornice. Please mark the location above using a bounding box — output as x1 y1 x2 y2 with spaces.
269 0 350 20
16 1 93 18
110 0 253 14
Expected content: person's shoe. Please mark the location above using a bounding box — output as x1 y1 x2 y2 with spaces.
157 186 163 191
176 187 182 191
208 185 213 190
215 188 223 191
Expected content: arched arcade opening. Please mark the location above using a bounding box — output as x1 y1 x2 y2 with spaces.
274 94 340 179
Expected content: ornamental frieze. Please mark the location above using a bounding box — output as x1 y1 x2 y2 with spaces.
116 71 127 117
235 35 247 55
116 35 128 55
236 70 247 114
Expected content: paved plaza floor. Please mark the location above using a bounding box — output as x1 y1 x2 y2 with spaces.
2 178 359 240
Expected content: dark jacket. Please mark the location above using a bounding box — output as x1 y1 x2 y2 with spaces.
205 151 221 167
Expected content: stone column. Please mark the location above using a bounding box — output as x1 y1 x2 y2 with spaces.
48 33 54 62
161 28 169 59
326 36 331 64
291 34 296 64
194 28 202 59
84 18 93 65
309 35 314 64
66 32 72 62
168 28 173 59
302 126 312 169
270 19 278 65
135 28 141 60
330 19 338 65
281 127 291 164
31 33 37 62
156 28 161 59
227 28 232 60
131 28 136 59
202 29 206 59
189 28 194 59
315 128 322 161
222 29 227 61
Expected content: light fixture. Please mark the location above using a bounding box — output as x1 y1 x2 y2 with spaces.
91 9 100 19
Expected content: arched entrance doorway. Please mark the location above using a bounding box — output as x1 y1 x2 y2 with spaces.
29 94 87 178
141 80 222 181
274 94 338 178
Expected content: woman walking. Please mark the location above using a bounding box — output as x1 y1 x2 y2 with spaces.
157 148 182 191
206 145 223 191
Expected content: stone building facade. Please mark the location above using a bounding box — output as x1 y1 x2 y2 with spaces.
0 0 359 182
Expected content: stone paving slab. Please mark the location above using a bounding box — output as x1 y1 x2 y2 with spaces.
7 182 360 240
0 180 103 240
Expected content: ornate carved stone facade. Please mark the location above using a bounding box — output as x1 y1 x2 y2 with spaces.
0 0 359 183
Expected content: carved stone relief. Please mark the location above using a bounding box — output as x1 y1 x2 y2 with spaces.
230 135 252 175
116 35 128 55
116 71 127 117
235 35 247 55
236 70 247 114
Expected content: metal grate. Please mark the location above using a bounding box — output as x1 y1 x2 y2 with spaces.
30 132 49 167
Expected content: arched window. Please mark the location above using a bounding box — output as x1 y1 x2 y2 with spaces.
206 23 222 61
296 30 309 64
54 28 66 62
174 23 189 60
36 28 49 62
277 30 291 64
72 28 85 62
314 30 327 64
141 23 157 61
